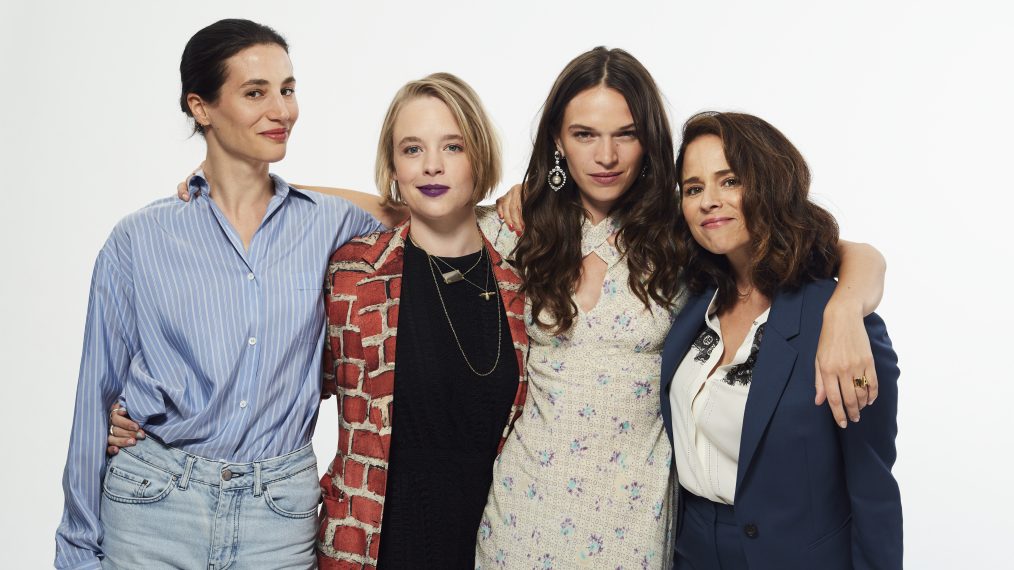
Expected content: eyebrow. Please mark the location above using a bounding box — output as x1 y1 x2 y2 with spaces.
681 169 735 186
396 134 464 146
238 76 296 88
567 123 637 132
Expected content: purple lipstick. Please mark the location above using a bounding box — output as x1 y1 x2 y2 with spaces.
417 184 450 197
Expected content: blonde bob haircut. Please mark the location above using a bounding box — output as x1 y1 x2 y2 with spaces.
375 72 502 206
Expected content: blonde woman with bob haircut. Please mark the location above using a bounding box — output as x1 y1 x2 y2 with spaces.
314 72 529 569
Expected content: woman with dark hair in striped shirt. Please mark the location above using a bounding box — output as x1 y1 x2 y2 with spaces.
55 19 399 569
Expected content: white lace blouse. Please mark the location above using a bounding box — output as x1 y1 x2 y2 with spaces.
668 291 770 505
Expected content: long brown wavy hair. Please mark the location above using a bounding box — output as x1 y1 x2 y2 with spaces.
514 47 682 333
674 112 841 311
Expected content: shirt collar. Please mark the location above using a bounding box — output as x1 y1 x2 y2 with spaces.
187 170 316 204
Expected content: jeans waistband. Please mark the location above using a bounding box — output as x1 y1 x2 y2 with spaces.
118 436 316 491
681 486 738 525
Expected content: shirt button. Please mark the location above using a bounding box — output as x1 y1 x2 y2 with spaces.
248 337 257 346
744 523 759 538
222 469 233 481
239 400 248 409
247 272 255 281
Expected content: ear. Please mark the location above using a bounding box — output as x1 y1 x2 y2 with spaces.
553 138 564 158
186 93 212 127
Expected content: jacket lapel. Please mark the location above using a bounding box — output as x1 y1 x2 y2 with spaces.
735 288 803 493
661 289 715 394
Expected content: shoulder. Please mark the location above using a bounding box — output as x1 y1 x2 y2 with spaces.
99 196 181 263
476 205 518 258
328 226 404 275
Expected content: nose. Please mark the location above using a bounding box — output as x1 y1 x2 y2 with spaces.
594 136 619 167
266 92 292 124
423 150 444 176
700 186 722 211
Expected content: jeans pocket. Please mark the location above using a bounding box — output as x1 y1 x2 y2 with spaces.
102 452 177 505
263 466 321 519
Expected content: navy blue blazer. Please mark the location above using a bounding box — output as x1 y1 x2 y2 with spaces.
661 279 902 569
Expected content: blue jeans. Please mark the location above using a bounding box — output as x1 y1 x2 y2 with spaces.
100 436 320 569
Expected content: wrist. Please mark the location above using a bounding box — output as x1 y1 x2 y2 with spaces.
825 290 864 318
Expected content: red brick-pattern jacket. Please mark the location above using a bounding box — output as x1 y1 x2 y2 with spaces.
316 220 529 569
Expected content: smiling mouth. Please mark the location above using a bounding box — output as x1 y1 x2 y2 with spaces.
701 218 733 229
259 129 288 142
417 184 450 197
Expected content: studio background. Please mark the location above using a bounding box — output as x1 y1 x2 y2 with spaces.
2 1 1010 567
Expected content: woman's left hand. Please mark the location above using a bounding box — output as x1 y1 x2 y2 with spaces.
815 301 879 428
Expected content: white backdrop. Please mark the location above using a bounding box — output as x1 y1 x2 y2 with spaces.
2 1 1011 567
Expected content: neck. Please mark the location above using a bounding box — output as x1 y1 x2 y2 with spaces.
202 141 274 211
579 194 613 225
408 208 482 257
725 252 770 310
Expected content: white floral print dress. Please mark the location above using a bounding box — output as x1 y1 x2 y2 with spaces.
476 215 683 570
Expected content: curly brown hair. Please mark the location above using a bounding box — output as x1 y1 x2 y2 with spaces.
514 47 682 333
674 112 841 311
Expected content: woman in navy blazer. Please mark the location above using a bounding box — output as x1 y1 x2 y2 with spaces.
661 112 901 569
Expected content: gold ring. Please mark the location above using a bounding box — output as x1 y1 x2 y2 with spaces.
853 375 869 388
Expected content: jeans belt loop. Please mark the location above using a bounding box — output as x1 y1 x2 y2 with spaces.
253 462 264 497
178 455 196 490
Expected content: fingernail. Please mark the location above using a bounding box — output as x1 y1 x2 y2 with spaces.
868 398 876 405
508 224 514 230
136 431 145 439
127 439 135 445
851 415 860 423
838 420 847 428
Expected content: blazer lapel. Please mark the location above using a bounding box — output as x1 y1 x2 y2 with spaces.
661 289 715 394
735 288 803 491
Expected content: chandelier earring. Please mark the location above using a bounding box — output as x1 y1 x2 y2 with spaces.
547 150 567 192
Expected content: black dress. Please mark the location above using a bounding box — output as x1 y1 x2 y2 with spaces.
376 237 519 569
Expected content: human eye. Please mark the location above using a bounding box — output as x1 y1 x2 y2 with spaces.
402 145 422 156
281 87 296 96
617 130 638 140
245 90 265 99
573 130 594 141
683 185 703 196
721 176 741 187
445 143 464 152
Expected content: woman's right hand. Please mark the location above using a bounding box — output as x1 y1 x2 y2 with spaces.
106 405 145 456
496 184 524 234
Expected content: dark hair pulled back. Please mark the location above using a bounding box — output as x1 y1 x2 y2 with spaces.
179 19 288 135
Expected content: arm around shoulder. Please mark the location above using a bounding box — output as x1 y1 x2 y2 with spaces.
296 184 408 229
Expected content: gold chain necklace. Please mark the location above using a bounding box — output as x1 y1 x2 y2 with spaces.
429 247 483 284
413 237 503 377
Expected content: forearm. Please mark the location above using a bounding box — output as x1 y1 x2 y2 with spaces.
294 184 408 228
832 240 886 317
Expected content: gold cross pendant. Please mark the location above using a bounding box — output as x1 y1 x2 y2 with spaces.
479 291 496 301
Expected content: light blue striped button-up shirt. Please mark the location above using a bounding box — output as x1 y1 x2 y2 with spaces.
55 173 381 569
